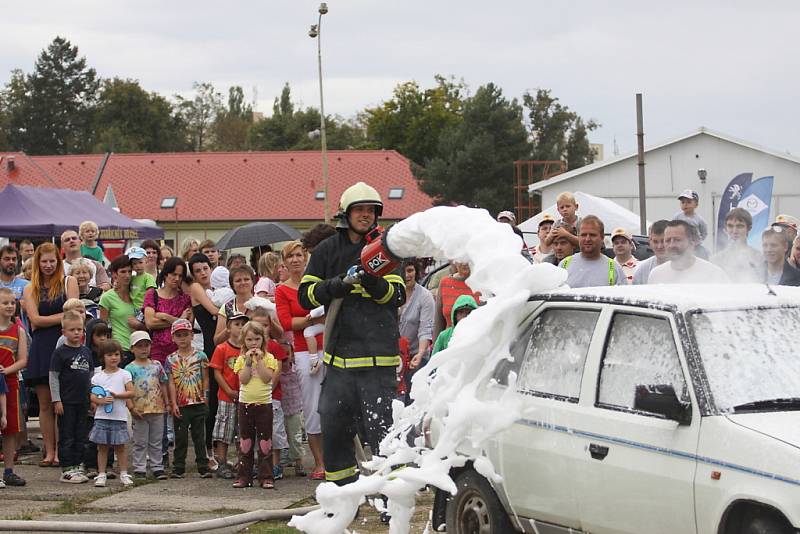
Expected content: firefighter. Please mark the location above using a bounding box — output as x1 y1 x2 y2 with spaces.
298 182 406 486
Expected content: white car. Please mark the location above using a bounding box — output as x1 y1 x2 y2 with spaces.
433 284 800 534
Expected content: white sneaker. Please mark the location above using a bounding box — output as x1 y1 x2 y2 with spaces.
120 473 134 487
94 473 107 487
0 479 6 488
60 470 89 484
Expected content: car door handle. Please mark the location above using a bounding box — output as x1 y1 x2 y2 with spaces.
589 443 609 460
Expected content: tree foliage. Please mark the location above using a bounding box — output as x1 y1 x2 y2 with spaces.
3 37 99 155
417 83 530 214
362 75 464 166
175 82 223 151
524 88 598 168
0 37 602 217
210 86 253 151
248 83 366 151
93 78 188 153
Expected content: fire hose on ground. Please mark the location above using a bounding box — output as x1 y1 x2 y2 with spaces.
0 504 320 532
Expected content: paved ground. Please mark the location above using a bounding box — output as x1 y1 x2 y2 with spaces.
0 420 434 533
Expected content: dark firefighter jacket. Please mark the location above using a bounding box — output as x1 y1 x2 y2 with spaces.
298 229 406 368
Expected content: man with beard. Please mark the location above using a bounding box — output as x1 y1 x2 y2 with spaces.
0 246 27 318
298 182 405 490
648 220 728 284
632 220 669 285
60 230 110 291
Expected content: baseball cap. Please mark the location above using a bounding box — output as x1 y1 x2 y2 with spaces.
677 189 699 201
130 331 151 346
611 227 634 242
125 246 147 260
538 214 556 227
773 214 799 230
171 318 193 335
497 210 516 224
227 311 250 324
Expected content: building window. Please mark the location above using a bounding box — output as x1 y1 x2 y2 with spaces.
388 188 404 199
160 197 176 209
315 191 325 200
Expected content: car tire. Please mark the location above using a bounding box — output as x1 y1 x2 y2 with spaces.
445 470 515 534
742 513 793 534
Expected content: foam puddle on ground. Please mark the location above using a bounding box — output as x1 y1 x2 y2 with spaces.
290 205 567 534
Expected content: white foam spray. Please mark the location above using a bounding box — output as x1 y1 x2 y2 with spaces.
290 206 566 534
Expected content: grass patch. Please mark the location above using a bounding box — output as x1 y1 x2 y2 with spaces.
209 507 248 515
51 484 129 514
241 521 298 534
287 496 317 509
2 511 37 521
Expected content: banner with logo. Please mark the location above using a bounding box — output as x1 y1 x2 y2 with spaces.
716 172 753 251
739 176 774 249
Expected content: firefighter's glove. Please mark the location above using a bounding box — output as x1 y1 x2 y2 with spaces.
325 275 353 299
342 265 363 285
360 271 389 296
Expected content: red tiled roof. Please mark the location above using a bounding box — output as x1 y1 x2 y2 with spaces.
0 152 59 189
1 150 432 223
93 150 431 222
32 154 106 191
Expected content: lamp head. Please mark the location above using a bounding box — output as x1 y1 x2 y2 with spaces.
308 24 319 38
697 168 707 184
318 3 328 14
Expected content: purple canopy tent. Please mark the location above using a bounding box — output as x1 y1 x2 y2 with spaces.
0 184 164 240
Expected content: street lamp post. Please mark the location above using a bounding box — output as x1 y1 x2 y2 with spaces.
309 3 330 223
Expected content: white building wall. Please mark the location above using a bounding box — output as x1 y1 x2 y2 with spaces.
538 133 800 246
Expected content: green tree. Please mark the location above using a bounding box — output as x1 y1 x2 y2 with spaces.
248 83 366 151
564 116 598 170
416 83 530 214
176 82 222 151
248 83 298 150
3 37 100 154
524 88 598 169
362 75 464 165
211 86 253 151
93 78 188 153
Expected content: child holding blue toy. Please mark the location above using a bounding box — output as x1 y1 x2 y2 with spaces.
89 340 134 488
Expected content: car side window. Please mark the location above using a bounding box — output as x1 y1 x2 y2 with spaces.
517 308 599 400
597 313 689 411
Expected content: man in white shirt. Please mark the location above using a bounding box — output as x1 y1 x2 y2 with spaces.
648 220 729 284
632 220 669 285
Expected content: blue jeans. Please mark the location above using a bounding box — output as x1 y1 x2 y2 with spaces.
58 404 89 469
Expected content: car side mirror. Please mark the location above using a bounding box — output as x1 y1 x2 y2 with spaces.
634 384 692 425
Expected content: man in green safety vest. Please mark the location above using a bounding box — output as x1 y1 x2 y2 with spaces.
559 215 627 288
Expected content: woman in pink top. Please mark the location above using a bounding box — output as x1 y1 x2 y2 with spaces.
143 257 193 364
275 240 325 479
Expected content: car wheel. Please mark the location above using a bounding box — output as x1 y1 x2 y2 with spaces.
742 514 793 534
445 470 515 534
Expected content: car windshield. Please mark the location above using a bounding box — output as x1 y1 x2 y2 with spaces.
689 307 800 413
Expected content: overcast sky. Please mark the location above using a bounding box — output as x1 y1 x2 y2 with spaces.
3 0 799 158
